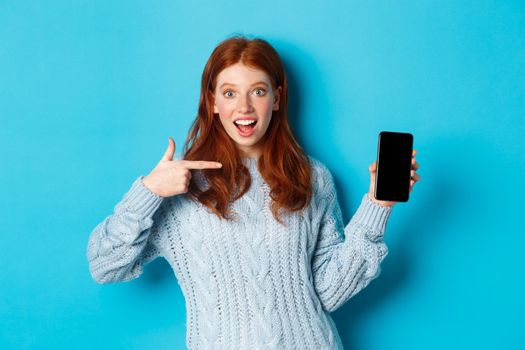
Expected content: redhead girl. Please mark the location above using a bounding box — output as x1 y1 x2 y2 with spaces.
87 35 421 349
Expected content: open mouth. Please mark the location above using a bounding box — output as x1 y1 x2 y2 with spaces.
234 120 257 133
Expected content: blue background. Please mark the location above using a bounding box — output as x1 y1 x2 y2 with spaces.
1 1 524 349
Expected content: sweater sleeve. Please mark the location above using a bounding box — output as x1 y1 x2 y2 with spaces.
86 175 167 284
311 163 393 313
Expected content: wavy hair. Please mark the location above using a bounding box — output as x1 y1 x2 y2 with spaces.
181 35 313 225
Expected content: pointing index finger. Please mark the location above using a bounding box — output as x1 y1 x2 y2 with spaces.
181 160 223 169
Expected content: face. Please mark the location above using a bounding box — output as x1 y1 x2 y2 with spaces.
213 62 281 158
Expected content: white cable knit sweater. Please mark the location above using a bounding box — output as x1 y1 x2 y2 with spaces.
87 155 393 349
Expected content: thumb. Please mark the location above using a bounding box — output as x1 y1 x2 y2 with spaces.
162 137 176 161
369 161 377 173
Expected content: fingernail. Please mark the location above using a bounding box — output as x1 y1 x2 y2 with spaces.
216 163 222 168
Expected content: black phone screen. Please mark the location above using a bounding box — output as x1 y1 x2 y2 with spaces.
374 131 414 202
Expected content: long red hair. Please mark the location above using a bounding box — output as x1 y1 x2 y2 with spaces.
181 35 313 225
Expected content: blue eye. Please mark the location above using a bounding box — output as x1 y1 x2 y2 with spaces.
224 90 234 98
254 88 266 96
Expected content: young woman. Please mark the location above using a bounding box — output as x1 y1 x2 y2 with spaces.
87 35 421 350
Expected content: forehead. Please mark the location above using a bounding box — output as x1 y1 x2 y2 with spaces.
216 62 271 86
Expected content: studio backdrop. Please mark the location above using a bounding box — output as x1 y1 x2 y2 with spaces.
1 1 524 349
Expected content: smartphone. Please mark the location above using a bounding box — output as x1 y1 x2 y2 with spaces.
374 131 414 202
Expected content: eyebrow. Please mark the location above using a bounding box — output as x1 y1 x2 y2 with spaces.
219 81 269 89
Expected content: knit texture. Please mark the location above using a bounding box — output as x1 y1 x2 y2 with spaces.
87 155 393 350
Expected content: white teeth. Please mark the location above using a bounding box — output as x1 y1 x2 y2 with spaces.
234 120 256 125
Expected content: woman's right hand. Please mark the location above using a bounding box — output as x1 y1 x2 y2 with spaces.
142 137 223 197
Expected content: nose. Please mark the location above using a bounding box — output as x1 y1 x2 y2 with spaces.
237 93 254 113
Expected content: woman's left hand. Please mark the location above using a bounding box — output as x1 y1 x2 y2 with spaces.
367 149 421 207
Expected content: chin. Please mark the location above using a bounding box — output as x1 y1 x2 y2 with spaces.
236 139 259 147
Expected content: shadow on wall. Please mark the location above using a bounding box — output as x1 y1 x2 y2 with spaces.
131 129 505 348
122 33 514 347
332 177 456 349
331 132 507 349
276 39 335 158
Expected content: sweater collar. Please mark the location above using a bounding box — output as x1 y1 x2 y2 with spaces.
242 156 261 176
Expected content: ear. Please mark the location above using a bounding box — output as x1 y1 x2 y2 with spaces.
212 93 219 114
273 86 282 111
